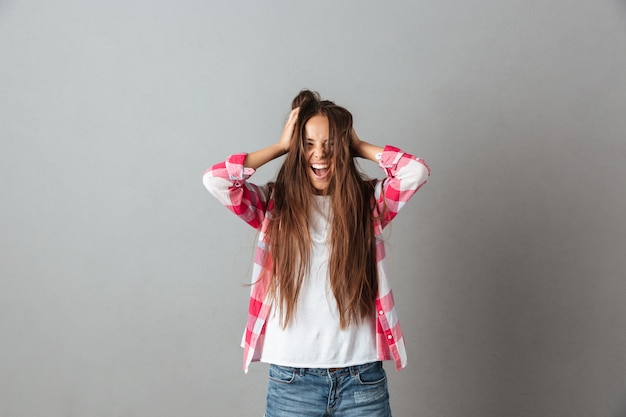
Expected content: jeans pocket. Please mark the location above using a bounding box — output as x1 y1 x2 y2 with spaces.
268 365 297 384
353 363 390 407
356 362 387 385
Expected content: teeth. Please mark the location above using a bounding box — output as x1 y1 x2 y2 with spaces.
311 164 328 169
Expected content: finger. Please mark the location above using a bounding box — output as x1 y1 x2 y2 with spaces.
288 107 300 123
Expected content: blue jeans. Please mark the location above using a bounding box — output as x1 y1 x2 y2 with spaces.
265 361 392 417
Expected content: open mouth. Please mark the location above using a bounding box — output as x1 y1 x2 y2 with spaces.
311 163 330 179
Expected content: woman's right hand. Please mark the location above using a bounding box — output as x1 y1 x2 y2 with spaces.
278 107 300 152
244 107 300 169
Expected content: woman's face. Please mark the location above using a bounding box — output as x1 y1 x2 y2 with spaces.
304 114 332 194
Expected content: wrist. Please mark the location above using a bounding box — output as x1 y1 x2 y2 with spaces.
359 141 384 162
276 142 289 155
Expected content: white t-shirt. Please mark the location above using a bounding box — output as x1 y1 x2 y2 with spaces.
260 195 378 368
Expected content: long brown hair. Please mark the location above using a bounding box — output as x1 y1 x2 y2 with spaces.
266 90 378 329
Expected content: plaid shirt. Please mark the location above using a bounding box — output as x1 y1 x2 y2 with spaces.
203 145 429 372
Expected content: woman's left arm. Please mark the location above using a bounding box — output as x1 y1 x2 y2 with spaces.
350 129 385 162
351 129 430 228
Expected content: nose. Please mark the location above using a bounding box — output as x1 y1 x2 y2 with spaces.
313 144 326 159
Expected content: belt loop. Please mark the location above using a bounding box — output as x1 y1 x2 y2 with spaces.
298 368 305 377
350 365 358 377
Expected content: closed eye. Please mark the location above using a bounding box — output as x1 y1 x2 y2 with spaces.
305 139 332 151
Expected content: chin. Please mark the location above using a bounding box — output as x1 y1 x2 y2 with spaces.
310 181 330 195
308 172 332 194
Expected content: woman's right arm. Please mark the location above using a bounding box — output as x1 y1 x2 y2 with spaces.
243 107 299 169
202 108 299 229
202 154 269 230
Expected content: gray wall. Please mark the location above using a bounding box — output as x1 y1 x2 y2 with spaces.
1 1 625 416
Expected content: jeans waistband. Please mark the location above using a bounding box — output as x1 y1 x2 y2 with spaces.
273 361 381 377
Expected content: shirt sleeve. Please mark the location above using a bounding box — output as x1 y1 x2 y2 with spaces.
374 145 430 229
202 153 270 230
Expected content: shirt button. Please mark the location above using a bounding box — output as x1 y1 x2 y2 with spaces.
379 310 384 315
387 334 393 340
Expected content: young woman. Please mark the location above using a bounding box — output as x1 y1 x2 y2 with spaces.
203 90 430 417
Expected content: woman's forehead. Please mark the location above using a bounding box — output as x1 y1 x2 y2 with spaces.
304 114 329 141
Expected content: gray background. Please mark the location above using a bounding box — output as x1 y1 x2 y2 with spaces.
1 0 625 416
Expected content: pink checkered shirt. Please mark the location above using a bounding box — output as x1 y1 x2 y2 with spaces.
203 145 429 373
